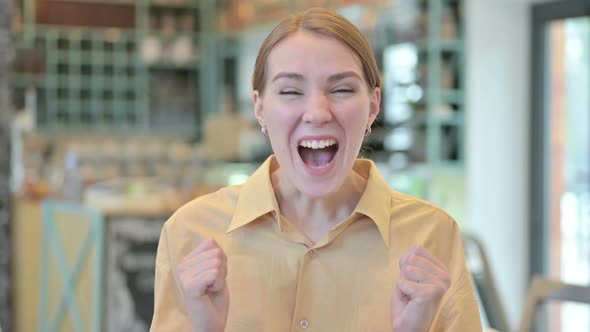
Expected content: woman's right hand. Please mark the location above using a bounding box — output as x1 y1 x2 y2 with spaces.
178 238 229 332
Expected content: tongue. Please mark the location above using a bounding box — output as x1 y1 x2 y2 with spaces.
300 147 335 168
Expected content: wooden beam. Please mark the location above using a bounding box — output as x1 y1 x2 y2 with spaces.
35 0 135 28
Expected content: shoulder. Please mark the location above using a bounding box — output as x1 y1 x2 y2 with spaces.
362 160 455 229
157 185 245 265
387 190 462 262
176 185 242 220
163 185 243 241
389 190 456 228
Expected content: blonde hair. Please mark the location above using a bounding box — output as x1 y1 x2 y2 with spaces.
252 7 381 94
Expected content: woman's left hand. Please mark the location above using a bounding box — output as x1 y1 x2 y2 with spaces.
391 245 451 332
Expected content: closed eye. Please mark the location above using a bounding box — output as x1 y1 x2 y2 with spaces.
279 90 303 95
332 88 354 94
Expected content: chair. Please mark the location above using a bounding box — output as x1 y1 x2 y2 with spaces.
517 276 590 332
38 200 105 332
462 233 511 332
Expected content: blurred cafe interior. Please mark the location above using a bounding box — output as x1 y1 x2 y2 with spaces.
0 0 589 331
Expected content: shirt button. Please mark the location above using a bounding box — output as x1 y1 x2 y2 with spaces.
309 249 318 257
299 319 309 329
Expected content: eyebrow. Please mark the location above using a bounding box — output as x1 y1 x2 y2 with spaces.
271 71 362 83
271 72 305 82
327 71 362 83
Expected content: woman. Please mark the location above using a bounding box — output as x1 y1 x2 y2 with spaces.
150 7 482 332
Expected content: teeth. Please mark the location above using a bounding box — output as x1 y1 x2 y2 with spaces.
299 139 337 149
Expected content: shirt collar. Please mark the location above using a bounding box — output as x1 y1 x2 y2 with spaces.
227 156 278 233
351 159 392 247
227 156 392 247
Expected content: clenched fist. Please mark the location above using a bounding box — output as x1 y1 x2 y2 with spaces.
391 245 451 332
178 238 229 332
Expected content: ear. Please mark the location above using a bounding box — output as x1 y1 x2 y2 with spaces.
367 87 381 127
253 90 265 127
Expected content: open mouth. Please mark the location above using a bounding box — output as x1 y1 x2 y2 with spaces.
298 138 339 169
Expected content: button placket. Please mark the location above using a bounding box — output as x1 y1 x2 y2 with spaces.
292 248 315 331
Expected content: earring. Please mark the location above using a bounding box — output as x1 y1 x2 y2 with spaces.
364 126 372 137
261 127 268 136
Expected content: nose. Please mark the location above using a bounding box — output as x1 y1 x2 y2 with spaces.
302 92 333 124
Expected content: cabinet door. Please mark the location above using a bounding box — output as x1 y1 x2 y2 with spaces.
105 217 165 332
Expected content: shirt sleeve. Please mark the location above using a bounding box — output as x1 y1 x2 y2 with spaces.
150 216 192 332
429 218 484 332
436 270 483 331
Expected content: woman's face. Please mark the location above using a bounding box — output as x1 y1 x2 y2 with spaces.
254 30 380 197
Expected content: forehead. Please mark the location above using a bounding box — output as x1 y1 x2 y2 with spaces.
266 30 363 79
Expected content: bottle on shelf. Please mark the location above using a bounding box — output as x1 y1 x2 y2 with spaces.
62 151 83 202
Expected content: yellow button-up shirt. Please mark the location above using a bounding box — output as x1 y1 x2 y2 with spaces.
150 156 482 332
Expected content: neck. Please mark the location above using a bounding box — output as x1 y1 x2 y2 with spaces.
271 166 367 242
